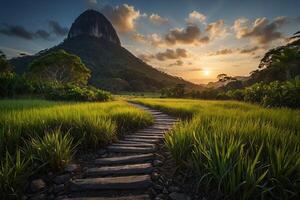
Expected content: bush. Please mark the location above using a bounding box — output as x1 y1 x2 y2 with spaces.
0 73 111 102
262 80 300 108
30 129 78 171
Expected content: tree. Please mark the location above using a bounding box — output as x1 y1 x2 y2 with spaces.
172 84 186 97
217 73 231 82
270 47 300 80
28 50 91 85
0 50 13 73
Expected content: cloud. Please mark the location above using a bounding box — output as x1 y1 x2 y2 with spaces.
138 48 188 62
138 53 153 62
156 48 188 61
88 0 97 4
132 32 164 47
208 46 260 56
102 4 141 32
0 24 51 40
233 16 288 44
186 11 206 24
206 20 227 39
165 24 209 45
168 60 184 67
48 20 68 36
149 14 168 25
187 68 203 72
239 46 259 54
209 48 234 56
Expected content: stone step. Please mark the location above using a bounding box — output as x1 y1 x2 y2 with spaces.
95 154 154 165
152 114 168 117
155 118 177 121
123 138 160 144
112 142 156 148
134 133 164 137
136 130 166 134
156 122 176 126
107 146 155 153
70 175 152 191
117 140 150 144
148 126 170 130
125 135 164 140
86 163 153 176
63 194 150 200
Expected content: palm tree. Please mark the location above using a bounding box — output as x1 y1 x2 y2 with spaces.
271 47 300 80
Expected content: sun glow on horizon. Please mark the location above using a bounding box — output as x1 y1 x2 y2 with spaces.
203 69 211 76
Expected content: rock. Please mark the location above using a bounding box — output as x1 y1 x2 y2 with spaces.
168 186 180 193
151 172 160 181
64 164 80 173
163 187 169 194
156 194 165 199
153 184 164 191
153 160 163 167
97 149 106 155
53 174 70 184
68 10 121 45
30 193 46 200
149 188 157 197
169 192 191 200
53 184 65 194
30 179 46 193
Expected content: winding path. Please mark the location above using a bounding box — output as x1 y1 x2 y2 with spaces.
63 104 177 200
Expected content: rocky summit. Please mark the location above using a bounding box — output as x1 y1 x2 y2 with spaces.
68 10 121 46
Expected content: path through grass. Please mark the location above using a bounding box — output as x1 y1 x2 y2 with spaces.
131 98 300 200
0 99 153 198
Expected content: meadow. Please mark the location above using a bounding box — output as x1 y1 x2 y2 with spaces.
0 99 153 197
130 98 300 200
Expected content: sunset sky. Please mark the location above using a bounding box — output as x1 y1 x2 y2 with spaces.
0 0 299 83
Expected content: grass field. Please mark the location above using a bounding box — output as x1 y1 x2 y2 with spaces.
0 99 153 198
130 98 300 200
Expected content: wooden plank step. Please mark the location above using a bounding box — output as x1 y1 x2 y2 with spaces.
86 163 153 176
63 194 150 200
107 146 155 153
70 175 152 191
123 138 160 144
95 154 154 165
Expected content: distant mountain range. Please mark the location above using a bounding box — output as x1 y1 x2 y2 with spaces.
10 10 200 92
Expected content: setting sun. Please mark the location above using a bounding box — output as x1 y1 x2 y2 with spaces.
203 69 211 76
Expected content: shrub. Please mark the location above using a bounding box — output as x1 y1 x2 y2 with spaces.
30 129 78 171
0 73 111 102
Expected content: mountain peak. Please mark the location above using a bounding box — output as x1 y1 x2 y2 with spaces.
67 9 121 45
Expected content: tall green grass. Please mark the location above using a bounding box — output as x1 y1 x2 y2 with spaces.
131 98 300 199
0 99 153 198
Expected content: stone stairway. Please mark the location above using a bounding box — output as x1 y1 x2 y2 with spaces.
63 104 177 200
